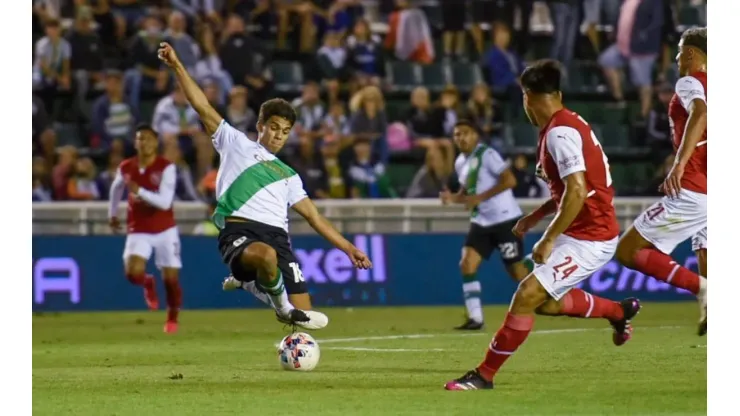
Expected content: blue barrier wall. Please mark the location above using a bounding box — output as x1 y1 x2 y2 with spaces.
32 234 697 312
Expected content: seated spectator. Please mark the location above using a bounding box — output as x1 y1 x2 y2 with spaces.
324 0 363 36
349 86 389 163
646 82 675 162
288 134 330 199
319 137 352 198
198 166 218 200
290 81 327 153
164 145 201 201
32 94 57 166
111 0 147 37
317 31 348 105
404 87 453 170
599 0 663 119
52 146 79 200
165 11 199 72
153 85 212 178
276 0 323 52
347 138 396 198
33 19 72 112
547 0 578 68
219 14 273 105
96 152 126 199
32 157 53 202
346 18 385 89
438 85 466 138
481 24 524 118
194 25 233 106
225 86 258 137
202 77 226 113
439 0 467 61
91 70 139 151
511 154 549 198
125 15 168 106
406 146 449 198
467 83 504 149
322 101 352 148
69 6 105 101
67 157 100 201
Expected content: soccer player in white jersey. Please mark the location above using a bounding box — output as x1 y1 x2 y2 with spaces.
157 43 372 330
440 120 529 330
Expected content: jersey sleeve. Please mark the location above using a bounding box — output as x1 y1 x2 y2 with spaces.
454 155 465 186
136 164 177 210
483 148 509 176
287 175 308 207
212 119 249 153
108 167 126 218
675 76 707 110
545 126 586 179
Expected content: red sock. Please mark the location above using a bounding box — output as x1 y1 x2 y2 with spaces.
164 278 182 322
477 313 534 381
126 273 146 286
561 289 624 321
634 248 700 294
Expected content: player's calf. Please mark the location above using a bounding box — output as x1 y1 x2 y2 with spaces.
162 268 182 333
124 256 158 310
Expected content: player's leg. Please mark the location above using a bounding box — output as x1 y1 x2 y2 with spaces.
457 245 486 330
692 228 707 336
154 227 183 333
123 234 158 310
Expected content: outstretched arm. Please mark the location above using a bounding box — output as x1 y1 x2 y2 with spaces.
132 164 177 210
157 42 222 135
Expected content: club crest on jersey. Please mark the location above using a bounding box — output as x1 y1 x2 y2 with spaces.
469 157 479 170
150 173 161 186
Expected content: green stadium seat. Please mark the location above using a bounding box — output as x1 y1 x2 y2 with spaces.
388 61 421 92
567 101 593 120
609 163 630 193
387 163 421 195
272 61 304 93
420 63 449 93
385 100 408 123
599 124 630 148
450 63 483 92
511 123 539 148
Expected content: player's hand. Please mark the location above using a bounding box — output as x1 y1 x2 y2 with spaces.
512 214 540 239
660 162 684 199
126 179 140 195
532 236 555 264
346 247 372 269
439 187 453 205
464 194 483 211
157 42 181 68
109 217 121 233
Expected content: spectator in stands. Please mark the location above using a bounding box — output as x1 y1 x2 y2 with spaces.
548 0 578 68
404 86 452 169
164 145 202 201
642 153 675 196
467 83 504 149
320 137 351 198
87 0 120 50
290 81 326 151
219 14 273 106
346 18 385 90
69 6 105 101
198 165 218 201
165 11 199 72
692 0 706 26
276 0 323 52
152 85 213 178
33 19 72 112
322 101 352 149
288 134 330 199
111 0 146 37
438 86 466 138
324 0 363 37
229 0 273 39
439 0 467 61
125 14 168 106
406 146 449 198
349 86 389 163
91 70 139 151
96 151 125 199
52 146 78 200
32 95 57 167
67 157 101 200
658 0 679 82
348 137 396 198
511 153 549 198
225 86 258 137
646 82 674 162
481 24 524 118
470 0 515 56
583 0 622 54
599 0 663 119
195 25 233 106
32 157 53 202
317 31 348 105
202 77 226 113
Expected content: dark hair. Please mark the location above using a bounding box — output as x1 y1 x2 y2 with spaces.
258 98 297 126
45 19 61 28
453 119 481 136
135 123 158 137
681 27 707 55
520 60 562 94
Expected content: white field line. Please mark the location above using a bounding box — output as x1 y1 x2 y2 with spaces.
324 347 446 352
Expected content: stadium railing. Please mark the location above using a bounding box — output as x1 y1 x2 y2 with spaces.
32 198 658 236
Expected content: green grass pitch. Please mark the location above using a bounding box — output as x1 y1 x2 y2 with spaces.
33 303 706 415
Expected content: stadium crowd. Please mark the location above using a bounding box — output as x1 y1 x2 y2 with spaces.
32 0 707 204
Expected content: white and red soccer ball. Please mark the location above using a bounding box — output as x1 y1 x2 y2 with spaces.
277 332 321 371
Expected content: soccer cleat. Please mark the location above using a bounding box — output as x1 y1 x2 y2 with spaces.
454 319 484 331
610 297 641 346
697 286 707 336
444 370 494 391
143 275 159 310
276 309 329 330
222 275 243 291
163 321 178 334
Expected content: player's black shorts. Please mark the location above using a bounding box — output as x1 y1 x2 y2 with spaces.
464 218 524 264
440 0 467 31
218 220 308 294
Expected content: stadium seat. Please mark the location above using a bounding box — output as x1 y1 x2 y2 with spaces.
450 63 483 92
55 123 84 148
599 124 630 148
511 123 539 148
387 163 420 195
388 61 421 92
385 100 408 122
420 63 449 93
678 7 700 26
139 99 157 123
272 61 304 93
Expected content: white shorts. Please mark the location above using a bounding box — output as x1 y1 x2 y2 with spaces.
633 189 707 255
692 227 707 251
532 235 618 301
123 226 182 269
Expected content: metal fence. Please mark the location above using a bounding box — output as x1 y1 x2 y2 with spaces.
32 198 657 236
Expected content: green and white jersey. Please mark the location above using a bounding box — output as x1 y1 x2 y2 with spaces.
455 144 522 227
212 120 307 231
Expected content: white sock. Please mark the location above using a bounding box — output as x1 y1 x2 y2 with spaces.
462 280 483 323
258 271 293 315
242 281 273 307
698 276 708 296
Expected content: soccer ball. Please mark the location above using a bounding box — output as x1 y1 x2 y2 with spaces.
277 332 321 371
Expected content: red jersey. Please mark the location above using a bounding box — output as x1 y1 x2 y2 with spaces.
536 109 620 241
669 72 707 194
109 156 177 234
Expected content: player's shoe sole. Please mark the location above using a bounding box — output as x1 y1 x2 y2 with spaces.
454 319 484 330
222 275 242 291
276 309 329 330
444 369 494 391
610 297 641 346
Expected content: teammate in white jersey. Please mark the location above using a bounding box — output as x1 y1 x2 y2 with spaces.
158 43 372 330
440 120 529 330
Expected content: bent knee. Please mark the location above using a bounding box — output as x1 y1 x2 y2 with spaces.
241 242 278 269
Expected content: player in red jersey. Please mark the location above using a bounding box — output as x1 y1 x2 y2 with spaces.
108 124 183 334
615 27 708 336
444 60 641 391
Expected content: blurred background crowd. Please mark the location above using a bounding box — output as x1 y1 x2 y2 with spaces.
32 0 707 205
